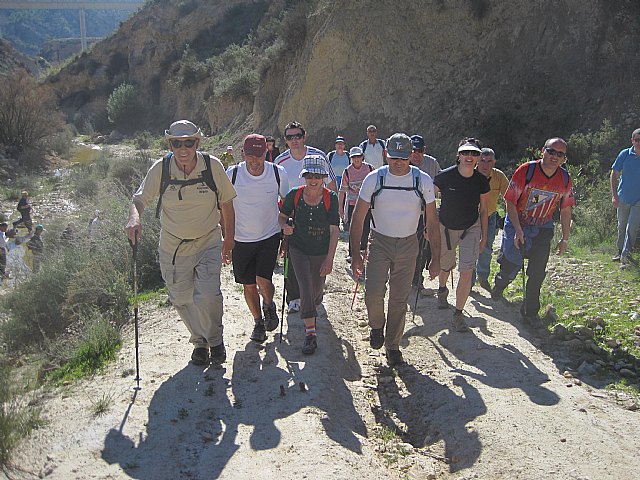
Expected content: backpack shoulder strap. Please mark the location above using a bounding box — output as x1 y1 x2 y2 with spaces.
322 188 331 212
293 186 305 209
328 151 335 163
378 139 386 149
525 161 537 185
360 140 367 153
200 153 218 193
272 163 281 189
156 152 174 218
410 166 426 209
369 166 388 210
560 166 569 188
231 165 239 185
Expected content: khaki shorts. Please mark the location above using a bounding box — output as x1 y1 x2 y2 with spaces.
439 219 481 272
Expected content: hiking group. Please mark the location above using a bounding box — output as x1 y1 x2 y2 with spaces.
126 118 616 368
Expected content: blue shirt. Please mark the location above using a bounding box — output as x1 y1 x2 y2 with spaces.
612 146 640 205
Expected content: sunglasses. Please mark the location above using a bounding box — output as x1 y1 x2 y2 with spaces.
285 133 304 141
170 139 197 149
304 173 327 179
388 156 410 161
544 147 567 158
459 150 481 157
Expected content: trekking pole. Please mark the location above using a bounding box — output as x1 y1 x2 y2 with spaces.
279 218 293 343
412 234 426 323
520 242 526 313
350 245 368 309
129 232 141 390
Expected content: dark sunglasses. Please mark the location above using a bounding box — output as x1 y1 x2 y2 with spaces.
285 133 304 141
303 173 327 179
459 150 481 157
544 147 567 158
170 139 197 149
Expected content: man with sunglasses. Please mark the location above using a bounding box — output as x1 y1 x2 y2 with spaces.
492 138 574 327
611 128 640 268
275 121 337 314
434 138 490 332
125 120 237 366
350 133 440 366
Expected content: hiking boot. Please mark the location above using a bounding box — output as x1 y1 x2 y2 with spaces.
490 286 505 301
478 278 492 292
520 304 543 328
612 252 622 262
452 310 470 332
385 348 405 367
437 287 449 309
250 320 267 343
262 302 279 331
369 328 384 350
287 299 300 314
190 347 209 366
210 343 227 364
302 334 317 355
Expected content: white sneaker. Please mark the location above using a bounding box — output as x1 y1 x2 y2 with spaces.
287 299 300 313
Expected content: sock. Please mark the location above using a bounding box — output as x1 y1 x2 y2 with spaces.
305 325 316 336
455 309 463 315
438 286 447 293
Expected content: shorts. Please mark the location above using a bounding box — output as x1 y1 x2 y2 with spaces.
439 219 481 272
232 232 281 285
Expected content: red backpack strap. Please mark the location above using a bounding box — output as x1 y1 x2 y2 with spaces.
293 186 305 209
322 188 331 212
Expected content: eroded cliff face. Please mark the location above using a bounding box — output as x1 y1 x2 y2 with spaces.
46 0 640 159
258 0 640 159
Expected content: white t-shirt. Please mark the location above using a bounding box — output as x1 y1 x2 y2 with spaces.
359 166 436 238
226 162 290 242
275 146 335 188
361 140 385 169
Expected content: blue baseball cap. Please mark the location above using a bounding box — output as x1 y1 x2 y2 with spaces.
410 135 425 150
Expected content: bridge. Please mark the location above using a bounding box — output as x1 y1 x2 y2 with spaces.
0 1 146 51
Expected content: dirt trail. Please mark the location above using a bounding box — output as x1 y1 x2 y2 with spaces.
10 236 640 480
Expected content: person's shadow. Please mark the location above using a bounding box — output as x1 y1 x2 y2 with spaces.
102 313 367 478
374 364 485 472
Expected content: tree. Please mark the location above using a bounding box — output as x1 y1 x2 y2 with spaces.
106 83 144 133
0 69 64 157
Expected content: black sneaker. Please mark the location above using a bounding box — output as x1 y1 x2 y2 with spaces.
437 286 449 309
250 320 267 343
190 347 209 365
478 278 492 292
210 343 226 364
490 286 505 301
369 328 384 350
385 348 405 367
302 334 317 355
262 302 279 332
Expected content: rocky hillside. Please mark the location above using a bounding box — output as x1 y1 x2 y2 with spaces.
45 0 640 159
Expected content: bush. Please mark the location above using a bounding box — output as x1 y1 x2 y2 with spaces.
47 316 121 384
74 177 100 199
0 69 65 160
106 83 144 133
108 152 151 194
0 363 41 470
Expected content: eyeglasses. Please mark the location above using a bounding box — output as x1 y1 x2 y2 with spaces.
285 133 304 141
459 150 481 157
170 139 197 149
304 173 327 179
544 147 567 158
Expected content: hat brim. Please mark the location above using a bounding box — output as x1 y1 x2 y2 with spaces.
457 145 482 153
164 130 204 139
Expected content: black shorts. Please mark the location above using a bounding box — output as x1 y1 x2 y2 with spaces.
232 233 281 285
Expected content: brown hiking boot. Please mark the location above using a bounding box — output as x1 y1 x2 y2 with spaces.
452 310 470 332
437 286 449 309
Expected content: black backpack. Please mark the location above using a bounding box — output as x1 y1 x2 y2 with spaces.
156 152 218 218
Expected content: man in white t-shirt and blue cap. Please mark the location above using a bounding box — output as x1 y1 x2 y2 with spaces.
350 133 441 366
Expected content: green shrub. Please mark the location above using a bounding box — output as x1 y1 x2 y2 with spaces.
106 83 144 133
74 177 99 199
134 131 154 150
47 317 121 384
571 178 617 247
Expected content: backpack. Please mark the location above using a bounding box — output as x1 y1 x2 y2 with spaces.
156 152 218 218
342 163 374 184
360 138 386 153
369 165 425 228
292 186 331 214
525 161 569 187
328 150 350 164
230 162 281 188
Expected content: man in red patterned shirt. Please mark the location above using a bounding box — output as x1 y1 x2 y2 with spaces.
491 138 575 327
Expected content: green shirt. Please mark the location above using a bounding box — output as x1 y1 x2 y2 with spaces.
281 187 340 256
